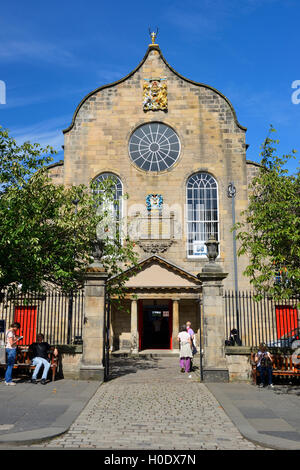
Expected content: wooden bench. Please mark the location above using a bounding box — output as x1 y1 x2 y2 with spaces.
0 346 59 382
251 352 300 385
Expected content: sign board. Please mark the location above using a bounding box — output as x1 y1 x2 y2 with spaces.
193 240 207 256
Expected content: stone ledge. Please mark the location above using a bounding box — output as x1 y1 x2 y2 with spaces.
54 345 83 354
225 346 251 355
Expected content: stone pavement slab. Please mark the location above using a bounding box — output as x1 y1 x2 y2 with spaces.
0 377 99 445
2 357 299 451
36 357 263 450
207 383 300 450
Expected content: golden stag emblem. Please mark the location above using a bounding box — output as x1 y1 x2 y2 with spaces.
149 27 159 45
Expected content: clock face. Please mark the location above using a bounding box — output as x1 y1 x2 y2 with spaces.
128 122 181 172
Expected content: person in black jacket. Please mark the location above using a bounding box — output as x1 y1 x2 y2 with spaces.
225 329 242 346
29 334 58 384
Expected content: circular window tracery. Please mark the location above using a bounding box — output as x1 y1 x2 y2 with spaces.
128 122 180 172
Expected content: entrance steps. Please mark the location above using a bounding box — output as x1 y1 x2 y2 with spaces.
111 349 179 358
111 349 201 358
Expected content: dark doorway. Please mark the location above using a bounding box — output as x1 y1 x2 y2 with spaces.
141 304 172 350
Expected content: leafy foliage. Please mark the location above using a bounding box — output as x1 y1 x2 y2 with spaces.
0 127 138 295
235 126 300 299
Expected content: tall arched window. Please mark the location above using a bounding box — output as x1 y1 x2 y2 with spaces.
186 172 219 257
93 172 123 239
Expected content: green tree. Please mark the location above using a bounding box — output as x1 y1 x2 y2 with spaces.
235 126 300 299
0 127 138 294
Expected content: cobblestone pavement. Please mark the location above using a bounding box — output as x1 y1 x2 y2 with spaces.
34 357 264 450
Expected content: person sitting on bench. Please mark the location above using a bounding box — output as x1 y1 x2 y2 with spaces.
28 334 58 384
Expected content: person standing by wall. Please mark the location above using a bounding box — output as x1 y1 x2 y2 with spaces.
186 321 197 354
186 321 197 371
4 322 22 385
255 343 274 388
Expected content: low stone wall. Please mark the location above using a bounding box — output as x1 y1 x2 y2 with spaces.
225 347 252 382
55 345 254 382
56 345 83 379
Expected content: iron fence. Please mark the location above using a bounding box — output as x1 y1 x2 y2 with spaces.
0 288 85 346
224 291 300 348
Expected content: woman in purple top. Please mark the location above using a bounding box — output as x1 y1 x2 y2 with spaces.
186 321 194 339
186 322 197 354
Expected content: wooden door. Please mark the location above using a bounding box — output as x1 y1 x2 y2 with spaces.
275 305 298 339
14 306 37 345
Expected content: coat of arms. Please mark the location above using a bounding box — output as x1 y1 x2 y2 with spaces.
143 78 167 111
146 194 163 212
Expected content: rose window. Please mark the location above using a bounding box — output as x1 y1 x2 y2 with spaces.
128 122 180 172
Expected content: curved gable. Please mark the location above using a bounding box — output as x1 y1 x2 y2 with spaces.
63 44 246 135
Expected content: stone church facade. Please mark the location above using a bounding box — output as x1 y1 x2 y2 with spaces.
48 39 260 354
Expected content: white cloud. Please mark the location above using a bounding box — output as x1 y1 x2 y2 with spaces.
0 39 78 66
11 115 69 150
3 86 91 110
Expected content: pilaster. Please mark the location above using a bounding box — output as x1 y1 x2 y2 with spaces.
80 267 108 381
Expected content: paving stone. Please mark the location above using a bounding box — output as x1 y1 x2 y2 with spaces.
36 357 264 450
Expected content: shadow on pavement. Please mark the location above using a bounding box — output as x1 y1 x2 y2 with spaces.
107 356 162 381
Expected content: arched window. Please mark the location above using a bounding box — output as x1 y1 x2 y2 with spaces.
186 173 219 257
93 172 123 239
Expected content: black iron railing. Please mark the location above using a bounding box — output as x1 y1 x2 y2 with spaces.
0 288 84 346
224 291 300 348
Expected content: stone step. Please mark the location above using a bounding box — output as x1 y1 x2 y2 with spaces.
111 349 201 358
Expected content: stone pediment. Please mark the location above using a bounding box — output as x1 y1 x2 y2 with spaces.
117 255 201 289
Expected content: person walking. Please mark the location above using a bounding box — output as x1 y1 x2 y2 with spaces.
4 322 22 386
29 333 58 384
255 343 274 388
177 325 193 377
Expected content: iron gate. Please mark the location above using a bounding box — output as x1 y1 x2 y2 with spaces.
103 292 111 381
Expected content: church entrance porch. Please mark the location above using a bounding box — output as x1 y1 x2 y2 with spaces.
111 296 200 355
110 255 202 354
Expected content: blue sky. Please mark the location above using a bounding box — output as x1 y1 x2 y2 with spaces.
0 0 299 174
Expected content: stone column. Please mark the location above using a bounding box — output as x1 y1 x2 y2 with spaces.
80 267 108 381
197 271 229 382
172 299 180 351
130 299 139 355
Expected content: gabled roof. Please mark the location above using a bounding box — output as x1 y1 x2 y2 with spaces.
111 255 201 289
63 44 246 134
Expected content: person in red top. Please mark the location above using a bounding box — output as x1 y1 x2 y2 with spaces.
5 322 22 385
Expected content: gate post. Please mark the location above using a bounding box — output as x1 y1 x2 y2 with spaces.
197 271 228 382
80 266 108 381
